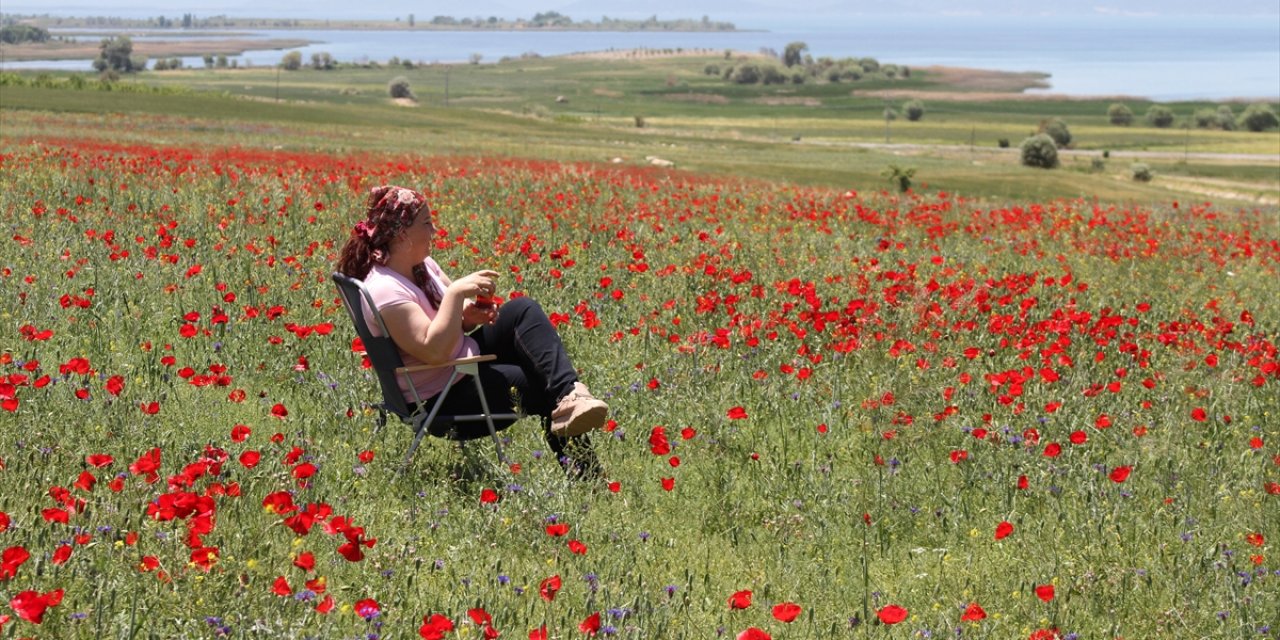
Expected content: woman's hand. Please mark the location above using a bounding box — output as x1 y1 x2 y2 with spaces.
462 300 498 330
447 270 500 300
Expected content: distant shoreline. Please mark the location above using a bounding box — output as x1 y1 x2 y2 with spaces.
0 38 314 62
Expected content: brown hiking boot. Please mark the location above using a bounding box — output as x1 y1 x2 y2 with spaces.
550 382 608 437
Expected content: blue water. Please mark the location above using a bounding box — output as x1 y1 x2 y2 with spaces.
4 15 1277 100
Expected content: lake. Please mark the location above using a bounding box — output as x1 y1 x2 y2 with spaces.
3 14 1277 101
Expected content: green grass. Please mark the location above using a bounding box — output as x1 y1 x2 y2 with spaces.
0 138 1276 639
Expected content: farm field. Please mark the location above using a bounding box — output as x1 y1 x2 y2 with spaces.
0 50 1278 639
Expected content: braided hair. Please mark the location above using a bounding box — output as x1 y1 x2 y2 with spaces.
336 185 443 307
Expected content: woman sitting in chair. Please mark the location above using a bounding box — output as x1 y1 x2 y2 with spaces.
336 185 608 472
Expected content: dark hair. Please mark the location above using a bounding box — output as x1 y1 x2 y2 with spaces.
336 185 442 307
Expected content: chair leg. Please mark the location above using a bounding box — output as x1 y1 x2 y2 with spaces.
469 372 507 465
400 369 462 474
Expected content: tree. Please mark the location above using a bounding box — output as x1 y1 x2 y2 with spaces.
903 100 925 122
408 13 415 27
1039 118 1072 147
731 64 761 84
882 164 916 193
388 76 414 99
782 42 807 68
280 51 302 71
1238 103 1279 132
1216 105 1236 131
1020 134 1059 169
310 52 334 70
1107 103 1133 126
1130 163 1153 182
1145 105 1175 128
1 25 51 44
93 36 143 73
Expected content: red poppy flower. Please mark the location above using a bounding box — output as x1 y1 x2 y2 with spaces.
271 403 289 418
51 545 73 566
480 488 499 504
578 612 602 635
1017 475 1029 490
961 602 986 621
1029 629 1062 640
661 477 675 491
772 602 801 622
190 546 219 571
1043 443 1061 457
1191 407 1207 422
995 521 1014 540
648 426 671 455
239 450 261 468
726 406 748 420
272 576 292 597
293 551 315 572
419 613 455 640
728 589 753 609
1069 430 1087 445
1246 533 1265 547
568 539 588 555
529 626 548 640
1109 466 1132 483
0 512 8 534
230 424 251 442
358 450 375 463
9 588 63 624
539 574 561 601
86 453 114 468
468 608 492 626
354 598 380 620
139 401 160 415
876 604 908 624
1034 584 1055 601
949 450 968 464
316 595 335 614
1 546 31 580
736 629 771 640
545 523 569 537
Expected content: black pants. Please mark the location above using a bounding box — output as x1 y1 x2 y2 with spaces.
419 297 584 450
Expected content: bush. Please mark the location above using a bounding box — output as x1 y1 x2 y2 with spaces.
1039 118 1072 147
882 164 916 193
1020 134 1059 169
280 51 302 71
1090 157 1106 173
1216 105 1236 131
731 64 761 84
703 64 720 76
760 66 787 85
1131 163 1153 182
1145 105 1175 128
903 99 925 122
1108 103 1133 126
387 76 413 99
634 115 645 128
1193 108 1222 129
997 138 1010 148
1238 103 1279 132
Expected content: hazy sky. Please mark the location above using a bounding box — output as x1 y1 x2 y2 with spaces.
8 0 1279 24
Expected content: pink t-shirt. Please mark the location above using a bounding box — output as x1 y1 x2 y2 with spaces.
362 258 478 401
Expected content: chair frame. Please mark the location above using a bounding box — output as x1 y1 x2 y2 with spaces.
332 272 520 470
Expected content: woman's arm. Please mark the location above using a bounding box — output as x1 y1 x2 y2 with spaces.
380 269 499 365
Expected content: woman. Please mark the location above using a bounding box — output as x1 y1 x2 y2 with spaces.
336 185 607 474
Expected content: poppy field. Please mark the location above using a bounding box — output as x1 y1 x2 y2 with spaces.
0 137 1277 639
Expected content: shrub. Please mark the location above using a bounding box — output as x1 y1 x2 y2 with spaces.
703 64 720 76
1090 157 1106 173
280 51 302 71
731 64 761 84
882 164 916 193
1238 103 1279 132
761 66 787 85
387 76 413 99
1216 105 1236 131
997 138 1010 148
634 115 646 128
1020 134 1059 169
883 108 898 121
1193 108 1223 129
1145 105 1175 128
1108 103 1133 126
903 100 925 122
1131 163 1153 182
1039 118 1072 147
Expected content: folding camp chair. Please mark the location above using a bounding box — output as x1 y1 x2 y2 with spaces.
332 272 521 470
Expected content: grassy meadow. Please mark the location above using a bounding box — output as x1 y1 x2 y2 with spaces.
0 48 1278 639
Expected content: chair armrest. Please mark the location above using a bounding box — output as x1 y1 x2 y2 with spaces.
396 354 497 374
